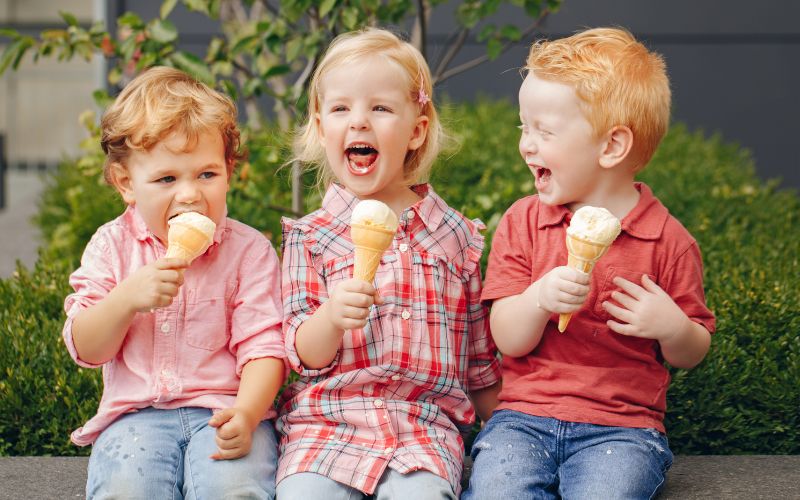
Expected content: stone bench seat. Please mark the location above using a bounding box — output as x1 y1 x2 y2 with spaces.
1 455 798 499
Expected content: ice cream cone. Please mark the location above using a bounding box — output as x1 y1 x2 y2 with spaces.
165 212 215 265
557 234 611 332
351 223 395 282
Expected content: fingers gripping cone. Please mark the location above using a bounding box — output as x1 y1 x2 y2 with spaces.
558 206 621 333
350 200 399 282
557 236 611 332
165 212 216 265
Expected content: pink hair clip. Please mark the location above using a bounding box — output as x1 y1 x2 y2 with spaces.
417 70 430 107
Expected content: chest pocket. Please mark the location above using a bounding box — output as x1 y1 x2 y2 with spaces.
591 267 657 321
184 281 236 351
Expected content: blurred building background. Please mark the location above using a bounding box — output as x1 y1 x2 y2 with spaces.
1 0 799 275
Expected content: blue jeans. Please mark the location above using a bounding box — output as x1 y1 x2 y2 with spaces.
276 469 456 500
86 407 278 499
462 410 673 500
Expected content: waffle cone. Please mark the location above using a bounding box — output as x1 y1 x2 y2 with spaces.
165 223 213 263
558 234 611 332
351 223 395 282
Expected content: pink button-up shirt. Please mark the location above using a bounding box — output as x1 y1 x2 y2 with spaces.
63 206 285 446
277 184 501 495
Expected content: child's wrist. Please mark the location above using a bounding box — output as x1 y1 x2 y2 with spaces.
108 283 138 317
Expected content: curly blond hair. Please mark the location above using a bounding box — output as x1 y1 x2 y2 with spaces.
100 66 244 183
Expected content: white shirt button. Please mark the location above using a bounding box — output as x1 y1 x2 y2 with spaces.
398 243 409 252
384 447 394 454
406 211 416 220
401 310 411 320
391 374 401 381
160 322 170 333
374 399 384 408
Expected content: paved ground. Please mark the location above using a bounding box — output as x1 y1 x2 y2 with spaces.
0 170 45 278
0 455 798 499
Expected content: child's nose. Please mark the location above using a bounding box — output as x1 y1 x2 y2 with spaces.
175 182 201 204
349 111 370 131
520 135 538 155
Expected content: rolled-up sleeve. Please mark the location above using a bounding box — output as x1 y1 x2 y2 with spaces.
280 218 339 376
230 237 287 377
62 231 115 368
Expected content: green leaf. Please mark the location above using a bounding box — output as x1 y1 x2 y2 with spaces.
500 24 521 42
59 11 79 27
262 64 291 79
0 28 20 38
170 50 214 84
160 0 179 19
220 79 238 100
242 77 262 97
319 0 338 18
117 12 144 29
486 38 502 60
91 89 113 108
148 19 178 43
0 37 33 75
285 38 302 62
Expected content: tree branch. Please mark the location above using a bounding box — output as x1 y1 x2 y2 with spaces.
433 28 468 84
435 11 551 85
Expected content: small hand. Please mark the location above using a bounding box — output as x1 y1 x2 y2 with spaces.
326 278 380 330
602 274 690 341
116 258 187 313
534 266 591 314
208 408 257 460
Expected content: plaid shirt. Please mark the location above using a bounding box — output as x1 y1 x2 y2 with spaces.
277 183 500 494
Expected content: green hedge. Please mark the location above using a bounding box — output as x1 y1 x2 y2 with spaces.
1 99 798 455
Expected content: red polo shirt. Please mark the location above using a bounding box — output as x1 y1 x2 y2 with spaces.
482 183 715 432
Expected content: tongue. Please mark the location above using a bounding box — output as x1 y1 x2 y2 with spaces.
349 151 377 167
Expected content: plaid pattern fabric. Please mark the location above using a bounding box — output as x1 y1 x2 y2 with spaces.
277 184 500 494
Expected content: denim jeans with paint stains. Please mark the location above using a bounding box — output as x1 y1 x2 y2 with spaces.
462 410 673 500
86 407 278 499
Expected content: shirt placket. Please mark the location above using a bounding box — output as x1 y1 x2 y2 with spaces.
152 290 182 402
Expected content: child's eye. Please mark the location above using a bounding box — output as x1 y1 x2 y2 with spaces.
199 171 217 180
332 105 348 112
373 105 391 112
156 176 176 184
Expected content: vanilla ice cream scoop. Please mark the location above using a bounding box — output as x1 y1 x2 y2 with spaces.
350 200 398 283
165 212 216 264
566 206 622 244
351 199 399 231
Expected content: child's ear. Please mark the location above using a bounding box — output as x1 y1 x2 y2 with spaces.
598 126 633 169
315 112 326 145
408 114 430 151
108 162 136 205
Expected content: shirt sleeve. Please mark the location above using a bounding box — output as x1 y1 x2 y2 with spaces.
662 241 717 334
229 236 288 377
464 233 502 390
481 202 534 303
62 229 116 368
281 218 339 376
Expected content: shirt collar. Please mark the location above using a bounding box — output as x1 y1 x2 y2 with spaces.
322 183 448 232
123 205 228 246
536 182 669 240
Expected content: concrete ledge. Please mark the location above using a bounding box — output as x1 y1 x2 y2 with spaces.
1 455 799 499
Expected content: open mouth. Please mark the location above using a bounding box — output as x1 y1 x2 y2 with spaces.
533 166 552 190
346 143 378 176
